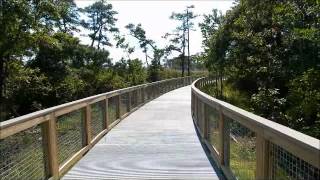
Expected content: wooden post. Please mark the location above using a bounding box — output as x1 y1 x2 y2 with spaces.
85 105 92 144
105 98 109 129
219 106 230 166
116 95 121 119
142 87 145 103
200 102 205 137
128 92 132 112
194 96 198 122
203 104 209 140
256 134 270 179
42 114 59 179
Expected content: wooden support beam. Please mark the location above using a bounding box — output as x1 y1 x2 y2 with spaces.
85 105 92 145
105 98 109 129
128 92 132 112
41 114 59 179
116 95 121 119
219 106 230 166
204 104 209 140
256 134 270 179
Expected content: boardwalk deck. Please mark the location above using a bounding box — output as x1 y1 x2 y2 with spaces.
63 86 220 179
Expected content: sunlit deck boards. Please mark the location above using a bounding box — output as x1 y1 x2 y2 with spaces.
62 86 220 179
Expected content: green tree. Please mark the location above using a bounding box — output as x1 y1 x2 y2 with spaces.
0 0 60 120
126 23 167 81
203 0 320 138
81 0 118 49
54 0 80 33
165 5 197 76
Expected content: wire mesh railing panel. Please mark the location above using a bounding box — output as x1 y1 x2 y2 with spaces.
270 143 320 180
139 89 144 105
0 125 46 180
145 86 150 100
207 105 220 153
56 109 85 165
130 90 138 109
108 96 118 125
228 117 256 179
91 101 105 138
120 93 129 117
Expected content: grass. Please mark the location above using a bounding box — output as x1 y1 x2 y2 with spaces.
230 137 256 180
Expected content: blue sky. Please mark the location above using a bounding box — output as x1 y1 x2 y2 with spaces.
75 0 235 64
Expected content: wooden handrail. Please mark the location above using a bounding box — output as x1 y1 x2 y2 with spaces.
191 77 320 179
0 77 192 139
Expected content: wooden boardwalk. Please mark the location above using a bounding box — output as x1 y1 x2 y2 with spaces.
63 86 220 179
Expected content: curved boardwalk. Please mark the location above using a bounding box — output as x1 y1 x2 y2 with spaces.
63 86 220 179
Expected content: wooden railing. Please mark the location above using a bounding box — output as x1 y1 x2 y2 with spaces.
0 76 196 180
192 77 320 179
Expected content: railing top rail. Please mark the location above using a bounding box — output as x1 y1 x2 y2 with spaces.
191 77 320 167
0 76 190 131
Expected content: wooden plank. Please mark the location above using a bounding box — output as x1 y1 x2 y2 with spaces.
63 86 219 180
256 134 270 179
42 114 59 180
1 115 50 139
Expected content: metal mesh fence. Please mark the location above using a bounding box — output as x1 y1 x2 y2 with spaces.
147 86 153 100
207 105 220 153
56 109 85 165
91 101 105 138
120 93 129 117
137 89 143 105
108 96 118 125
131 90 138 109
0 125 46 180
228 117 256 179
271 143 320 180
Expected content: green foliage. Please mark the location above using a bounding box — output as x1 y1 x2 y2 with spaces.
286 69 320 138
201 0 320 138
114 59 147 85
4 61 52 118
251 88 287 124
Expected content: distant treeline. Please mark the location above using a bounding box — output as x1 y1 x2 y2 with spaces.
0 0 205 121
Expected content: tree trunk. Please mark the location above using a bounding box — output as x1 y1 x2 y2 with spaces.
91 39 95 47
182 32 186 77
145 52 149 66
181 54 185 77
220 70 223 99
187 14 190 76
